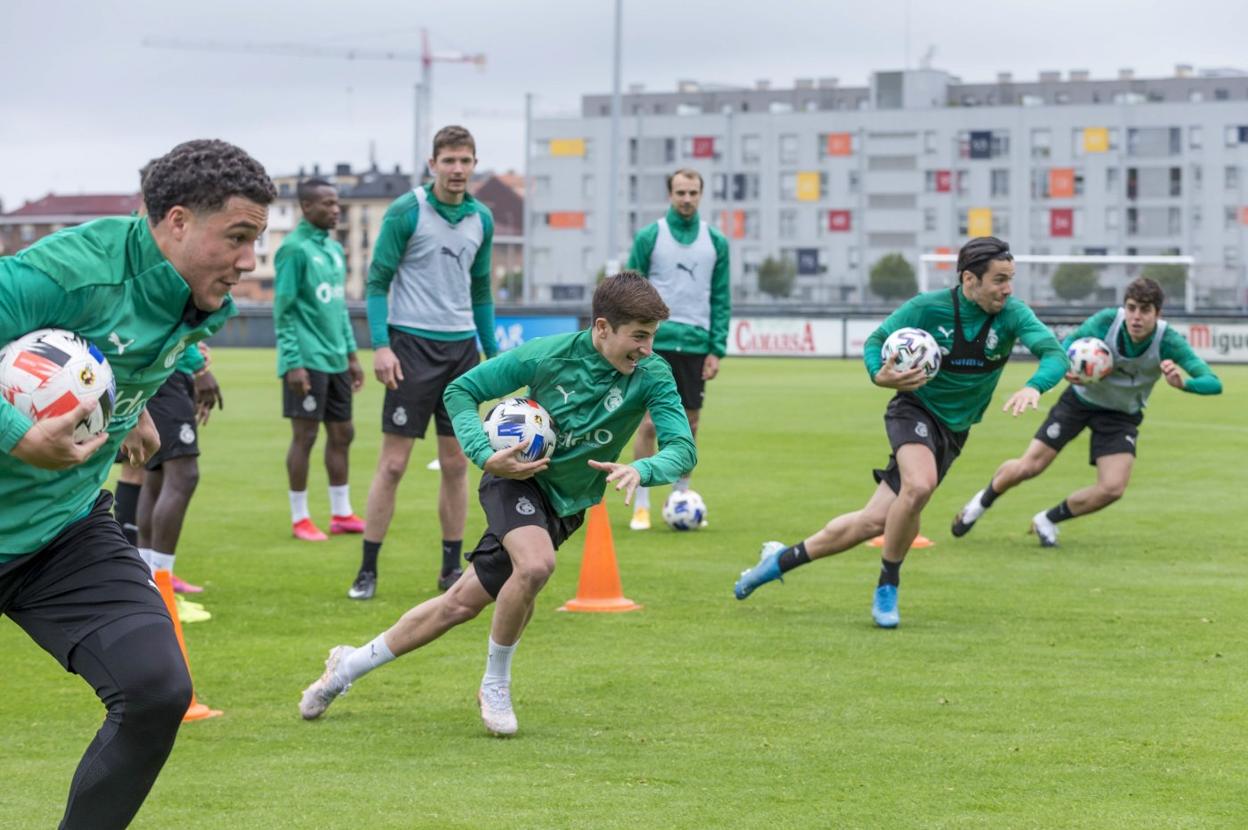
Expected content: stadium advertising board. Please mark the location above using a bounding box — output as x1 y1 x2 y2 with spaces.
727 317 844 357
492 316 581 353
1169 322 1248 363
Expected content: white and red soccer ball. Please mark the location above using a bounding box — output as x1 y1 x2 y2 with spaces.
881 327 942 379
1067 336 1114 383
0 328 115 442
483 397 557 462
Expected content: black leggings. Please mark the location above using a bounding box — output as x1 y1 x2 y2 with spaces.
59 613 192 830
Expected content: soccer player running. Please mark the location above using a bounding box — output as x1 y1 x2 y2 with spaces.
950 276 1222 546
733 237 1068 628
627 168 729 530
274 178 366 541
350 125 499 599
300 272 695 735
0 139 274 829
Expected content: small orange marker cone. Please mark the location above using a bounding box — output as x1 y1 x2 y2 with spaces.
558 501 641 613
153 569 223 722
867 534 934 549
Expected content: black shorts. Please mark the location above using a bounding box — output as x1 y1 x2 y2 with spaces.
873 393 969 494
655 349 707 412
1036 386 1143 465
382 329 479 439
0 491 168 669
146 371 199 471
283 369 353 422
466 474 586 599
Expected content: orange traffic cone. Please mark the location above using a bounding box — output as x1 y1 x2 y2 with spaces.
153 569 223 722
558 501 642 613
867 534 934 549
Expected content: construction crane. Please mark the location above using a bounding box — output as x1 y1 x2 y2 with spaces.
141 30 485 185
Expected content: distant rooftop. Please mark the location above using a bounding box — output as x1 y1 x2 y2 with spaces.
3 193 142 219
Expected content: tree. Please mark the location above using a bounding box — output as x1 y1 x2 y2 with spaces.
757 255 796 299
869 253 917 301
498 270 523 301
1051 262 1099 301
1141 263 1187 303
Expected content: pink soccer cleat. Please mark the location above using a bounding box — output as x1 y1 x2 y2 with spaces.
171 574 204 594
329 514 366 535
293 518 329 542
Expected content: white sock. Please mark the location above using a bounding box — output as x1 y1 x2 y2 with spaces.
149 551 176 573
634 487 650 510
674 475 691 492
482 637 517 689
328 484 352 517
136 547 154 568
341 633 396 684
289 490 310 523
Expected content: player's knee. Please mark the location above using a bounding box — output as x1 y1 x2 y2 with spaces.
899 479 936 508
1099 480 1127 502
439 452 468 479
858 513 886 537
440 593 483 626
377 455 409 483
327 423 354 448
166 465 200 497
122 664 192 735
292 429 318 453
511 557 555 591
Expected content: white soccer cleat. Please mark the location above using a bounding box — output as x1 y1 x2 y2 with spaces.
951 489 988 538
477 684 518 736
299 645 353 720
1030 511 1060 548
629 507 651 531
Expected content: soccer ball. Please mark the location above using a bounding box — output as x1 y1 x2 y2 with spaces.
881 327 941 379
1067 336 1114 383
662 489 707 531
483 397 557 462
0 328 115 442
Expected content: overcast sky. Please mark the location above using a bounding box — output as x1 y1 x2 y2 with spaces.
2 0 1245 209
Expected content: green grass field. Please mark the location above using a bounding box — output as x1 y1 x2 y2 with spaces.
2 350 1246 829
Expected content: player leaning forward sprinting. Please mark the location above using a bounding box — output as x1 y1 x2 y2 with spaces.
950 276 1222 546
733 237 1068 628
300 272 695 735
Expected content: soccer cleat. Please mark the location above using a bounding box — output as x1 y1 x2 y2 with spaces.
330 514 366 535
299 645 353 720
174 595 212 624
629 507 651 531
951 489 989 538
171 574 204 594
437 567 463 592
477 684 518 736
733 541 786 600
293 518 329 542
347 570 376 600
872 584 900 628
1030 511 1060 547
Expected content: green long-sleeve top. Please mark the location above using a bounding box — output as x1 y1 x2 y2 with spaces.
273 219 357 376
444 329 696 517
864 289 1068 432
365 185 497 356
1065 307 1222 397
628 207 731 357
0 217 235 559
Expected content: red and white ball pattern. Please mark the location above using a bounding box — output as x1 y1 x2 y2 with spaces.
0 328 115 442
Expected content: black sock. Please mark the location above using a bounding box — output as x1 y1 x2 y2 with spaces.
777 541 810 573
1046 501 1075 524
361 540 382 574
441 540 463 573
114 481 141 547
979 481 1001 508
878 558 903 587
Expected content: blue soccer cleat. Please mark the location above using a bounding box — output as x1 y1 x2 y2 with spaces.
872 584 900 628
734 541 786 600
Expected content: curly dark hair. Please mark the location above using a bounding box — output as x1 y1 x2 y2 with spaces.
141 139 276 224
592 270 669 329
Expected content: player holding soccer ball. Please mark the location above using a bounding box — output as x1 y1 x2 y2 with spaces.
0 140 274 829
300 272 695 735
733 237 1067 628
950 276 1221 546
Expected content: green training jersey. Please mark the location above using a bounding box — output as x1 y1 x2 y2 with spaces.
863 288 1068 432
1065 307 1221 413
0 217 236 559
444 329 697 517
628 207 731 357
273 219 356 376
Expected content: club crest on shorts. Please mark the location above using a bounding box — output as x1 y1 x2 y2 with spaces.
392 406 408 426
179 423 195 444
515 496 535 516
914 422 929 439
302 394 317 412
1046 422 1061 440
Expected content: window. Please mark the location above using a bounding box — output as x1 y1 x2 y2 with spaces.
742 248 762 275
778 209 799 239
1106 208 1120 231
1106 167 1120 194
1226 246 1242 267
990 169 1010 198
1190 126 1203 150
1226 166 1240 190
582 175 595 200
847 246 861 269
1031 128 1052 160
779 134 799 165
1126 127 1182 157
848 170 860 194
714 173 759 202
923 208 938 232
1225 206 1239 230
1192 164 1203 194
955 170 970 197
1192 206 1202 231
924 130 939 155
779 172 827 202
741 134 761 164
957 130 1010 159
